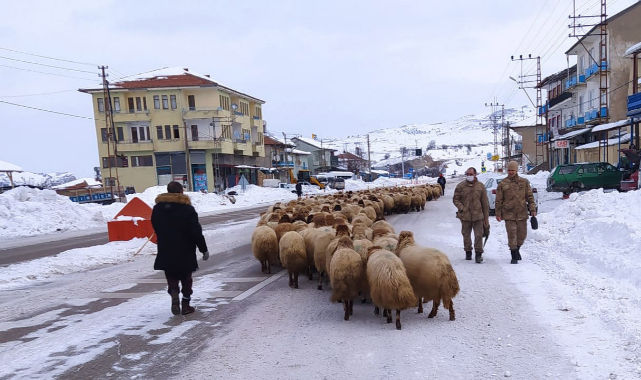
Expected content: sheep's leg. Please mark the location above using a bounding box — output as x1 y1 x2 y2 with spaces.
417 298 423 314
317 271 324 290
374 305 380 315
308 266 313 280
266 260 271 274
294 273 299 289
428 298 440 318
349 300 354 316
448 299 455 321
343 300 349 321
382 308 388 318
396 309 402 330
288 272 294 288
260 260 266 273
386 309 393 324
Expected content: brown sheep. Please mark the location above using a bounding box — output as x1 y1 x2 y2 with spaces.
279 231 307 289
251 226 280 274
329 237 364 321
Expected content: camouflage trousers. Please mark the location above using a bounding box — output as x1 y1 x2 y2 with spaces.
505 220 527 250
461 220 484 253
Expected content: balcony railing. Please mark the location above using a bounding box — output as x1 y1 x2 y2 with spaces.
112 110 151 122
182 107 221 119
549 91 573 109
628 93 641 116
585 61 609 79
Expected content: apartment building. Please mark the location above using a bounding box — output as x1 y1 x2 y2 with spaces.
80 67 265 193
260 134 311 183
290 137 338 175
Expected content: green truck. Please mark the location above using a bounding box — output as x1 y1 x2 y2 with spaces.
546 162 624 194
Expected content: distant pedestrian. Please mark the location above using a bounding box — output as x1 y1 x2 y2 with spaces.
453 167 490 263
295 182 303 199
495 161 537 264
151 181 209 315
437 173 446 195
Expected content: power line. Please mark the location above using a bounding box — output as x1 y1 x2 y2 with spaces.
0 47 98 66
0 55 97 74
0 100 101 120
0 89 77 99
0 64 99 81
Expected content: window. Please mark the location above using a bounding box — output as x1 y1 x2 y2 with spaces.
143 97 147 110
132 155 153 167
102 156 125 168
191 125 198 141
170 95 177 109
154 95 160 109
130 126 150 143
136 97 142 111
255 106 262 119
579 55 585 75
156 126 163 140
97 98 105 112
173 125 180 139
162 95 169 109
219 95 230 111
165 125 171 139
579 95 584 114
101 128 109 142
188 95 195 110
116 127 124 141
588 90 595 108
558 166 577 175
104 177 116 186
128 97 135 113
113 97 121 112
240 102 249 115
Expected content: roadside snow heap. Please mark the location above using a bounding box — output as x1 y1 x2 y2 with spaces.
251 183 458 330
0 187 105 240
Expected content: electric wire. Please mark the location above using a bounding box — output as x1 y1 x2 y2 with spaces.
0 47 99 66
0 55 97 74
0 89 77 99
0 64 100 81
0 100 102 120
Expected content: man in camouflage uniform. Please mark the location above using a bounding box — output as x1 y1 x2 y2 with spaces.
453 167 490 263
495 161 537 264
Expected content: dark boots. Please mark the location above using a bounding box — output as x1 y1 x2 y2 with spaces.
475 252 483 263
510 249 519 264
181 298 195 315
170 290 181 315
465 251 472 260
516 246 522 261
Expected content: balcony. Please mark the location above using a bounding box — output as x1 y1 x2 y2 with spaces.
252 142 265 157
112 139 154 151
187 136 234 153
549 91 573 109
585 61 609 79
584 107 608 124
564 75 586 91
565 118 577 128
252 117 263 128
628 92 641 117
182 107 221 120
112 110 151 123
233 139 252 155
273 160 294 168
538 104 547 116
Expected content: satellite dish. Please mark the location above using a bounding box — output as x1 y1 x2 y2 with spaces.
231 103 238 111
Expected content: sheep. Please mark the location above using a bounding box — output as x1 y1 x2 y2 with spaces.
351 225 372 241
251 226 280 274
323 224 352 282
273 222 295 243
352 238 373 303
360 206 377 222
395 231 460 321
300 228 333 280
313 228 338 290
372 228 398 253
279 231 307 289
352 214 373 228
366 246 418 330
371 220 395 235
329 237 364 321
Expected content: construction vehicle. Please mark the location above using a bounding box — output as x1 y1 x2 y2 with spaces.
289 169 325 189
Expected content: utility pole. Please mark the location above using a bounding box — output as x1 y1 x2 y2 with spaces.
485 100 504 172
511 54 543 170
99 65 123 202
184 121 192 191
367 134 372 181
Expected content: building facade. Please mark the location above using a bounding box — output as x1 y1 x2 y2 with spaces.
290 137 338 174
80 67 265 193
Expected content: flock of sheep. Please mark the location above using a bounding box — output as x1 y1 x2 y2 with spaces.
251 184 460 330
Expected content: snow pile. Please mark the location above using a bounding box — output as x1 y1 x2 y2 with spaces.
0 171 76 188
0 187 105 241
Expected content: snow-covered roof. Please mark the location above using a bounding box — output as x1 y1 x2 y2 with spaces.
575 133 631 150
293 137 324 149
591 119 632 133
51 178 102 190
118 67 217 83
292 149 311 155
552 127 592 141
371 170 389 175
624 41 641 57
0 160 23 172
511 116 537 128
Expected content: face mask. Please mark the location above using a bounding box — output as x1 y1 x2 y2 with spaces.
466 175 475 182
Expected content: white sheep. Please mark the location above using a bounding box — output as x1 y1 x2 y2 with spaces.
251 226 280 274
279 231 307 289
366 246 418 330
395 231 460 321
329 236 364 321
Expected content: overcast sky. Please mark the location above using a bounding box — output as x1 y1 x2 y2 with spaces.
1 0 638 177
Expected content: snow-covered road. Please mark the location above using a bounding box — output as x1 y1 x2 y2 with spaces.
1 181 640 379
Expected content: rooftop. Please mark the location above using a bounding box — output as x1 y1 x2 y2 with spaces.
575 133 630 150
0 160 23 172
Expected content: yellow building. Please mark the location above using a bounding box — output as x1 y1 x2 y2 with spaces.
80 67 265 193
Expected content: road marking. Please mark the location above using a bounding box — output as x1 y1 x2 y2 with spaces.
93 292 150 299
232 271 286 301
135 279 167 284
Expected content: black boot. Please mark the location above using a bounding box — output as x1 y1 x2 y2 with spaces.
510 249 519 264
516 246 522 261
475 252 483 263
465 251 472 260
181 298 195 315
170 290 181 315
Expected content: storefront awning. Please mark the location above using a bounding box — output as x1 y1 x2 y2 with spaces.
591 119 632 133
575 133 631 150
552 127 592 141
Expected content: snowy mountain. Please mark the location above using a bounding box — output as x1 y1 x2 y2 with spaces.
0 171 76 189
321 107 535 174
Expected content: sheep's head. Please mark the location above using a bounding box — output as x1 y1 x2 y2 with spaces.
278 214 292 224
321 205 331 213
395 231 415 255
312 214 327 227
372 227 390 240
337 236 354 250
268 213 281 222
333 204 342 212
335 224 350 237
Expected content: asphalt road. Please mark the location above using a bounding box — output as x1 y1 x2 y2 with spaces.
0 204 268 266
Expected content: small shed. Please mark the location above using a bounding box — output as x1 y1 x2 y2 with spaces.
0 160 24 189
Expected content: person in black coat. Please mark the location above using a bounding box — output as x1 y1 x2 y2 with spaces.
151 181 209 315
295 182 303 199
437 173 446 195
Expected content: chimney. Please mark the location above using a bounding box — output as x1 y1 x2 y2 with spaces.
183 68 189 72
204 74 210 78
